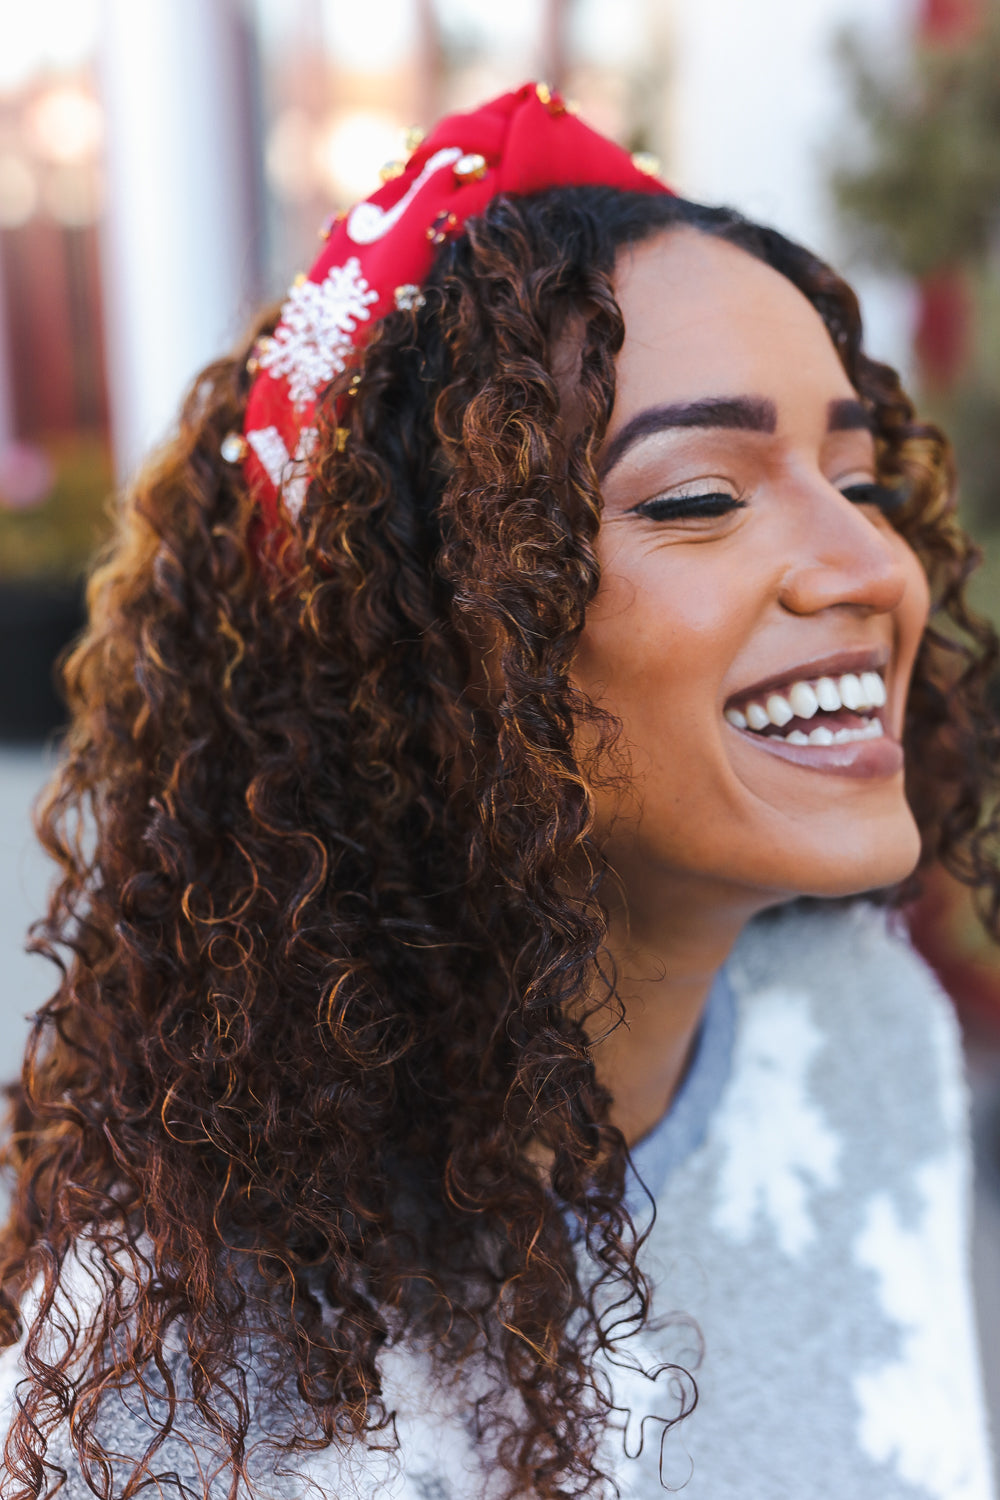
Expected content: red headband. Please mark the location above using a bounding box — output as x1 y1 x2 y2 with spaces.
238 81 671 531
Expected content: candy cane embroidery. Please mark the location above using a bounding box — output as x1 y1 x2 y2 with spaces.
347 147 463 244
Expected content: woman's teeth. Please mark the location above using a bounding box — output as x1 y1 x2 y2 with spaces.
724 671 887 746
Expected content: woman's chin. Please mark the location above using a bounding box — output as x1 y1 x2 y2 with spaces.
786 816 923 902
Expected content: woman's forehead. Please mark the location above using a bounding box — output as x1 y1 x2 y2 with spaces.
610 229 855 421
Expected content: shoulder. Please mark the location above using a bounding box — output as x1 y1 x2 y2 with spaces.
723 897 968 1173
732 899 963 1073
734 895 952 999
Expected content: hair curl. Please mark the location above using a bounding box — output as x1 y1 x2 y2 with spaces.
1 187 998 1499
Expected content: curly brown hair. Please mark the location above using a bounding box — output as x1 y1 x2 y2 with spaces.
1 187 997 1500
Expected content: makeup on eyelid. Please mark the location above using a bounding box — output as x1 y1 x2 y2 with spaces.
629 480 902 524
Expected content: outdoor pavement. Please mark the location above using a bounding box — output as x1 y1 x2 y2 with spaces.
0 744 998 1472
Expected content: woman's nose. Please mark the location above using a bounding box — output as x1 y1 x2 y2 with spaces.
775 483 910 618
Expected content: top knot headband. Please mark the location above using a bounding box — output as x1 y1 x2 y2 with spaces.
237 81 672 532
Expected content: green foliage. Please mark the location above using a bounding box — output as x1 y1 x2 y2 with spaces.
833 20 1000 277
0 433 113 582
833 12 1000 575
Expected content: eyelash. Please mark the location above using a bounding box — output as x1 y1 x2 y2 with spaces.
632 491 746 522
632 481 905 523
839 482 905 515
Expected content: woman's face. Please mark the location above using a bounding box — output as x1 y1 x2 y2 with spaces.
572 229 930 912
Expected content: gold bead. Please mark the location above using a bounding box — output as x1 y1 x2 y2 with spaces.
293 271 307 286
453 152 488 183
631 151 661 178
220 432 247 464
404 125 425 155
248 337 273 376
565 98 580 115
535 81 568 115
334 426 349 452
379 159 406 184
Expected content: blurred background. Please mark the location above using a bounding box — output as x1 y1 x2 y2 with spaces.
0 0 998 1463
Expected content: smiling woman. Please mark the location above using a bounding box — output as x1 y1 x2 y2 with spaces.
573 228 936 1150
0 86 997 1500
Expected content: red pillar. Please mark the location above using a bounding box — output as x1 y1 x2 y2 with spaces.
914 266 971 391
919 0 984 44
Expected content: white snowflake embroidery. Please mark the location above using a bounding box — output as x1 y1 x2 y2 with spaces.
246 425 317 520
246 426 290 492
261 258 379 408
852 1154 993 1500
710 986 841 1257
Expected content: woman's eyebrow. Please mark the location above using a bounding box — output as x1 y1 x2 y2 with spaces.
598 396 777 479
827 397 875 432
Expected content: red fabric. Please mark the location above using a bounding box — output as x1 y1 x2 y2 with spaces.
243 82 670 530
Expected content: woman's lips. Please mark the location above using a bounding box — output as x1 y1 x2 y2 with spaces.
729 723 904 779
722 660 902 775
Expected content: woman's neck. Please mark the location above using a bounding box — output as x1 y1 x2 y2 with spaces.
590 874 767 1146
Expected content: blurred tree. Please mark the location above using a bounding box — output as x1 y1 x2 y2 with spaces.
833 0 1000 599
836 37 999 279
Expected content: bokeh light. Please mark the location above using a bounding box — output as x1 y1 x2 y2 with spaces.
26 85 103 166
315 109 403 202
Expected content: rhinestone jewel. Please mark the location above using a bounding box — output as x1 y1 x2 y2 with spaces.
631 150 661 177
220 432 247 464
394 283 426 311
453 152 487 183
379 159 406 184
404 125 425 155
426 210 458 245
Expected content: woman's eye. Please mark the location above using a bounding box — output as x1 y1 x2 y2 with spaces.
631 491 747 522
839 481 906 515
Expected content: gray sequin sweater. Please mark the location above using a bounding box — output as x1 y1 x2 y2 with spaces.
0 902 994 1498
